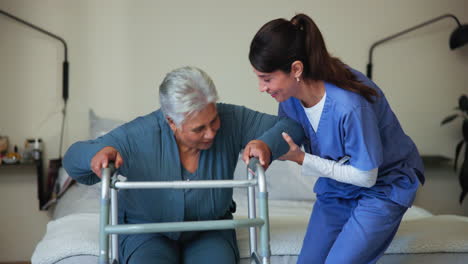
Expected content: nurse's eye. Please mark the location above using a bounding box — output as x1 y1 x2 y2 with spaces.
264 79 271 83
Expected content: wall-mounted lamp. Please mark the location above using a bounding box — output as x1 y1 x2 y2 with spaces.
0 9 69 209
367 14 468 79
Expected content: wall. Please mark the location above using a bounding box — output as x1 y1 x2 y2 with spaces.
414 162 468 216
0 0 467 261
0 167 50 262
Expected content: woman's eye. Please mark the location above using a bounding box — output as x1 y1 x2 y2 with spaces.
211 116 219 125
193 127 204 133
264 79 271 83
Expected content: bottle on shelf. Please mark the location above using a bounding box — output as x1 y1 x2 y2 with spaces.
32 138 42 161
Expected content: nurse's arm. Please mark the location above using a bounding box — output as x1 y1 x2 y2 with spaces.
302 154 378 188
278 132 305 165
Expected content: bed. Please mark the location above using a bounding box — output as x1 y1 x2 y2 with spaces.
31 158 468 264
31 111 468 264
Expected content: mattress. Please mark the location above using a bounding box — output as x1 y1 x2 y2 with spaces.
53 253 468 264
232 194 453 259
33 183 468 264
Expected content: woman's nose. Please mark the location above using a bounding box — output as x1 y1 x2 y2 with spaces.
259 85 268 93
205 127 216 139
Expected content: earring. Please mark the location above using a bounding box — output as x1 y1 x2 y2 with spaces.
296 77 300 83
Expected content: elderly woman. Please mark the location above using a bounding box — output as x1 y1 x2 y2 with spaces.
63 66 304 264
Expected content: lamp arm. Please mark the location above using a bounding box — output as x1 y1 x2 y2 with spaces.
0 9 69 102
367 14 461 79
1 9 71 209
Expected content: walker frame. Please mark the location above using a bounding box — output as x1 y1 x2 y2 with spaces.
98 157 271 264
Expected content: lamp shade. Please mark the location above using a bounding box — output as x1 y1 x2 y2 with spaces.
450 24 468 50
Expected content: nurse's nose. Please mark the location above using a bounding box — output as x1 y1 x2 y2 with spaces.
259 85 268 93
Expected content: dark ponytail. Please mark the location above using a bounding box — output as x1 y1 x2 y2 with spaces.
249 13 377 102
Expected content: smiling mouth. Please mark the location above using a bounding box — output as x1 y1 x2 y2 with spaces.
269 92 278 98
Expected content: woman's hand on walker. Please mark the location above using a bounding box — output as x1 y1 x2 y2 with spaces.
279 132 305 165
242 140 272 170
91 146 124 178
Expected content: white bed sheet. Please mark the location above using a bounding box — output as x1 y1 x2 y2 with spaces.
232 194 440 259
33 183 468 264
51 183 100 219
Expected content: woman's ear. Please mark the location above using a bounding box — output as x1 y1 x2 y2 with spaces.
166 117 177 133
291 60 304 79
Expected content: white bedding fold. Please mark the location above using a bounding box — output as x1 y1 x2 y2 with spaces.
385 215 468 254
31 201 468 264
31 213 100 264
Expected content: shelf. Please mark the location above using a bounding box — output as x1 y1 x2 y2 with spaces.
420 155 453 168
0 161 37 169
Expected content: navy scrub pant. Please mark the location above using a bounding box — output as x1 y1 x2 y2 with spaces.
125 230 237 264
297 195 407 264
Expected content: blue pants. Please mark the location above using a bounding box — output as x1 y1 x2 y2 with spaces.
297 195 407 264
125 231 237 264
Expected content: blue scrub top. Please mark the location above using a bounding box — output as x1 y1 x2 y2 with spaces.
279 69 424 207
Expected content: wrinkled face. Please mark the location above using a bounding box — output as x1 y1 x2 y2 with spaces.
169 103 220 150
253 68 298 102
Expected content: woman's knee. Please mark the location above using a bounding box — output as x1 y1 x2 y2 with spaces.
126 236 180 264
183 231 237 264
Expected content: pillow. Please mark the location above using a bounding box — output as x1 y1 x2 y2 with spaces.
233 154 317 201
89 109 125 139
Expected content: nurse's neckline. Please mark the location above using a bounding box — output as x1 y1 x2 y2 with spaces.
298 80 326 108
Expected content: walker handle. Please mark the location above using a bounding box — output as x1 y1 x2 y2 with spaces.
248 157 261 172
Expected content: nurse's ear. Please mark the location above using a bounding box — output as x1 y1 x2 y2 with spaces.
291 60 304 80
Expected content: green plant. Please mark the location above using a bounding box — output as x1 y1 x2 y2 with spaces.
441 94 468 204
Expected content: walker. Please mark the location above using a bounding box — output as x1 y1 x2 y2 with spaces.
99 157 271 264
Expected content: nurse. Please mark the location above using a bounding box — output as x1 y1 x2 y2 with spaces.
248 13 425 264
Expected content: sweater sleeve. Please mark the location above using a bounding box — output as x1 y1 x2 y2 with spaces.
225 104 305 160
63 123 131 185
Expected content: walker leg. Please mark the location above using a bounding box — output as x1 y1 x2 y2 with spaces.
258 191 271 264
110 188 119 262
99 168 112 264
247 168 257 257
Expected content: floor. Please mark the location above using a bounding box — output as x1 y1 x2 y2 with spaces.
413 159 468 216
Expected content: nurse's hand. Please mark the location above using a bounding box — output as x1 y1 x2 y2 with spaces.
279 132 305 165
91 146 124 178
242 140 271 169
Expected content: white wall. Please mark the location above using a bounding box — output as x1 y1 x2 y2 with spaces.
0 0 467 261
0 167 50 262
1 0 467 159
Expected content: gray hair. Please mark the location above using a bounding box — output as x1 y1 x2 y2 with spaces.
159 66 219 126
